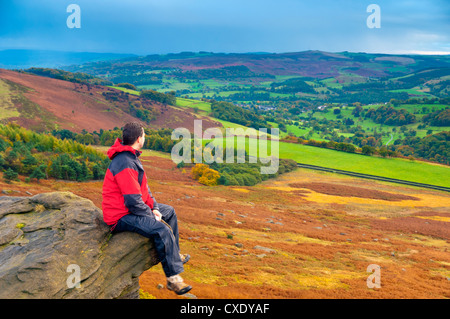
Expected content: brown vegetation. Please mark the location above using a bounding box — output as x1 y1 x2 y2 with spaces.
0 69 221 133
289 182 420 201
1 148 449 299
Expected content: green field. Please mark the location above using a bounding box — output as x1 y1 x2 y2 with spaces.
388 88 432 96
197 136 450 188
320 78 343 89
109 86 140 95
176 97 212 113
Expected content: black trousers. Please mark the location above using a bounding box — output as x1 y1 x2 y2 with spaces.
112 203 184 277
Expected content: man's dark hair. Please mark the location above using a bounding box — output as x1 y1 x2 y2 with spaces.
122 122 144 145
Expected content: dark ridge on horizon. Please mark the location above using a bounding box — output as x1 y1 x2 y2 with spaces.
1 48 449 71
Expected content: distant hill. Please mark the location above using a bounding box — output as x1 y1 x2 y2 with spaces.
0 68 220 133
0 49 136 70
58 50 450 108
64 50 450 80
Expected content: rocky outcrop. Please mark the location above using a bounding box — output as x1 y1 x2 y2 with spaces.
0 191 159 299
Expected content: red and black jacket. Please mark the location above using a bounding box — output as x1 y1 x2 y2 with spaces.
102 138 159 226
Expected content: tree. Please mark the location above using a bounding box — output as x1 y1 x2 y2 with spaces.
222 173 239 186
422 108 450 126
241 173 258 186
30 164 47 182
352 105 363 117
21 153 38 174
5 149 18 166
140 89 176 105
362 145 375 156
234 174 244 186
117 83 137 90
198 169 220 186
191 163 209 180
344 118 354 126
387 150 397 157
218 173 228 185
78 161 90 181
92 164 102 180
4 168 18 183
191 163 221 186
378 147 388 158
366 136 378 147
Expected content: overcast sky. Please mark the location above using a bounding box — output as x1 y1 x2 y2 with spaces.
0 0 449 55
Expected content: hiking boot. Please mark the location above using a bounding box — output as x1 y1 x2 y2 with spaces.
180 253 190 264
167 275 192 295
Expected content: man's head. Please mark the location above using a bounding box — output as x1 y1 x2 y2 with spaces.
122 122 145 150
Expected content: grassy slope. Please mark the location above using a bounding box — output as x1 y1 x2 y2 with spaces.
0 79 20 119
277 142 449 188
201 136 450 188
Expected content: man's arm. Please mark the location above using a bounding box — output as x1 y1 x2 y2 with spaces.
147 185 161 221
115 168 151 217
147 185 160 211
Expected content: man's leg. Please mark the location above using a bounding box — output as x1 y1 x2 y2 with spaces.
113 213 192 295
158 203 190 264
158 203 180 249
113 213 184 277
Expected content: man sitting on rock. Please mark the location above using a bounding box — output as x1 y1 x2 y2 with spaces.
102 121 192 295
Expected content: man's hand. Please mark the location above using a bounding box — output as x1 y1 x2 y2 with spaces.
152 209 162 221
